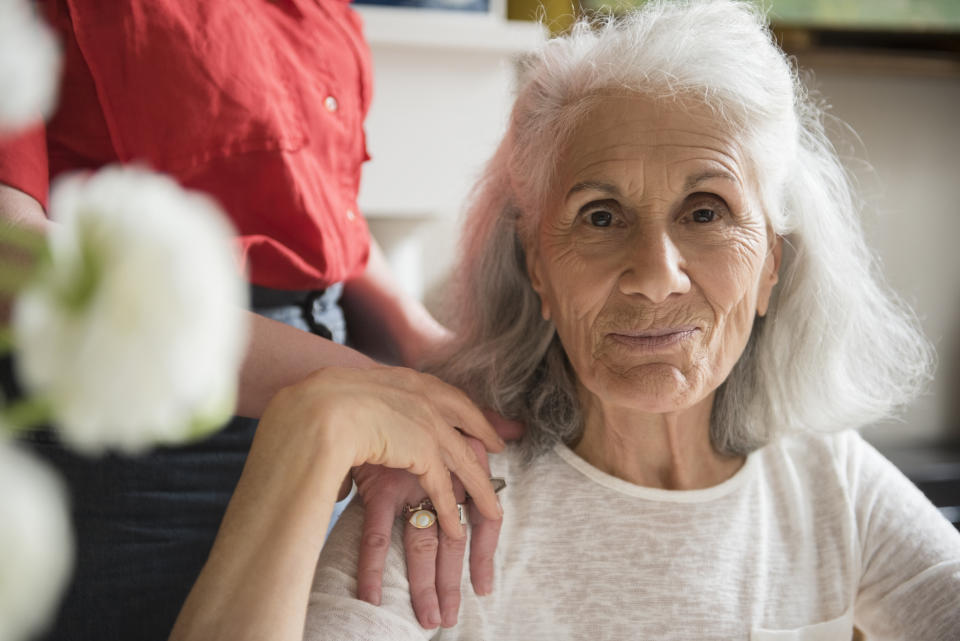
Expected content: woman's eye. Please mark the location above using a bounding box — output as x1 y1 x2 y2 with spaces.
588 210 614 227
691 208 716 223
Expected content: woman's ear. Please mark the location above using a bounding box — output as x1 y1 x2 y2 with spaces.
523 238 551 321
756 235 782 317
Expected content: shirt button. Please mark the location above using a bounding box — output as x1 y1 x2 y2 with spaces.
324 96 338 112
346 209 356 221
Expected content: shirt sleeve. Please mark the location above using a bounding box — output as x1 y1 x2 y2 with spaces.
0 123 50 210
841 431 960 640
304 500 434 641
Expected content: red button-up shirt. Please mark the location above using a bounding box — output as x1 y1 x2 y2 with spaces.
0 0 373 289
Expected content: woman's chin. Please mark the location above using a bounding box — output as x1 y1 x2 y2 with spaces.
586 362 707 415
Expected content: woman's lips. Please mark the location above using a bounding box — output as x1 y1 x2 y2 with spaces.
607 326 699 350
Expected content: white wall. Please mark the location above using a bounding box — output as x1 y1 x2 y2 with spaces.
356 7 545 301
808 67 960 445
358 14 960 444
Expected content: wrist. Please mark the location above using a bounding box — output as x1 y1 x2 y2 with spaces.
392 303 453 368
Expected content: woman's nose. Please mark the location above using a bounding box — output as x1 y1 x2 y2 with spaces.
617 230 690 303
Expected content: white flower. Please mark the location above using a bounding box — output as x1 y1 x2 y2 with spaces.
12 165 249 454
0 0 61 131
0 438 73 641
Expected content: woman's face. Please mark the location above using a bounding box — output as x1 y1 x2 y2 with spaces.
526 95 781 415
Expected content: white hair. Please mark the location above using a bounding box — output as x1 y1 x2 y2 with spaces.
427 0 934 457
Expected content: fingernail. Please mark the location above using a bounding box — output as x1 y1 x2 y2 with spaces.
496 496 503 517
428 610 442 628
479 579 493 596
497 436 507 448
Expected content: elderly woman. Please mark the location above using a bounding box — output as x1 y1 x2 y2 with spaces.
172 1 959 640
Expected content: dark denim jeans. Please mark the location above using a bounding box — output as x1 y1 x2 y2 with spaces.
14 284 346 641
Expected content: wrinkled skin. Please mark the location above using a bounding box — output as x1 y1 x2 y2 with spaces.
353 413 522 629
526 95 781 487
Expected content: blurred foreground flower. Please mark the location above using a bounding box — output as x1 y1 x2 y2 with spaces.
0 438 73 641
0 0 61 131
9 165 249 454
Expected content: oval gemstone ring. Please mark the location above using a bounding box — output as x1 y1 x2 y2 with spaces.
402 501 468 529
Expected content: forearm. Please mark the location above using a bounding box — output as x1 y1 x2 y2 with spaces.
0 182 48 232
170 435 353 641
341 239 449 367
235 312 377 418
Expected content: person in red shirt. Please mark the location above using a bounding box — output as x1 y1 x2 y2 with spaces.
0 1 514 638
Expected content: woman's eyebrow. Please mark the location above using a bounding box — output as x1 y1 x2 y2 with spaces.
565 180 622 202
682 170 739 192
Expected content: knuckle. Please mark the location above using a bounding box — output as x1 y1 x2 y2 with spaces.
449 439 479 471
270 383 297 406
409 535 439 556
304 366 338 390
413 586 438 606
361 531 391 553
439 534 466 554
400 367 427 390
438 586 462 604
369 468 401 494
460 436 480 461
452 387 477 411
356 570 382 592
417 370 442 387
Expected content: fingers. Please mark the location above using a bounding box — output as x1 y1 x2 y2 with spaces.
404 520 441 629
355 488 397 607
436 522 467 628
435 476 467 628
419 374 504 455
482 409 525 442
467 501 502 597
415 455 465 541
447 437 502 523
464 438 503 597
434 433 501 524
406 476 468 630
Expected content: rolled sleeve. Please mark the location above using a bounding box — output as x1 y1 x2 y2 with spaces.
0 123 50 210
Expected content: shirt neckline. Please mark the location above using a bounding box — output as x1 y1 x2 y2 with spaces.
552 441 758 503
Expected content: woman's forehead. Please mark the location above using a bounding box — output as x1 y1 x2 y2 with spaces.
557 96 748 196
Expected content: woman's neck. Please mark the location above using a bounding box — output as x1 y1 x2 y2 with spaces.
572 393 744 490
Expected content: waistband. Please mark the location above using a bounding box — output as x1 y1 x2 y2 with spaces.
249 283 342 309
249 283 346 344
